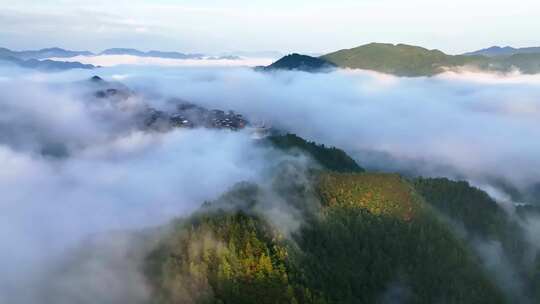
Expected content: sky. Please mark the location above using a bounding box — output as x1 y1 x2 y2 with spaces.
1 0 540 54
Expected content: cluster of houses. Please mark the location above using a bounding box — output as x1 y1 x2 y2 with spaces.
144 102 248 131
88 76 250 132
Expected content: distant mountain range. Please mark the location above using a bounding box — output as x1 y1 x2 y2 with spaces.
464 46 540 57
0 55 95 71
0 47 97 71
98 48 205 59
321 43 486 76
0 46 246 61
0 47 93 60
0 46 244 71
0 46 208 60
263 43 540 76
4 44 540 75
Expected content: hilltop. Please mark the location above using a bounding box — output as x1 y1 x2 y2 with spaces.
141 136 511 304
99 48 204 59
260 53 336 72
259 43 489 76
320 43 488 76
262 42 540 76
34 124 540 303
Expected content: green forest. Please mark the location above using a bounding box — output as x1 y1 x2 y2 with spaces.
139 134 540 303
261 43 540 76
265 133 364 173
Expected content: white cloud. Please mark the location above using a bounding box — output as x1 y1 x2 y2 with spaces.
107 66 540 190
2 63 540 302
48 55 274 67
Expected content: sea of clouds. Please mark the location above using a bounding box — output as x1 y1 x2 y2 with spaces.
1 62 540 303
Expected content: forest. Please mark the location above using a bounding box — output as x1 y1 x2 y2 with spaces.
141 134 535 303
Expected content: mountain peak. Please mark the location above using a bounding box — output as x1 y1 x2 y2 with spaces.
90 75 104 82
321 43 460 76
260 53 336 72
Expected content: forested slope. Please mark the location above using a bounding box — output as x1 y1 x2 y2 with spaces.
414 177 539 303
266 133 364 173
144 170 505 304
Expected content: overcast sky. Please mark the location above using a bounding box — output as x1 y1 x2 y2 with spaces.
1 0 540 54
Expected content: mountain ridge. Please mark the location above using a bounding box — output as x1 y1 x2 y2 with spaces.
320 42 488 76
259 53 336 72
261 42 540 76
0 54 95 71
464 45 540 57
99 48 204 59
0 47 93 60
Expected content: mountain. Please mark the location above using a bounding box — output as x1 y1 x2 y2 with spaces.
0 55 95 71
0 47 93 60
464 46 540 57
0 48 18 58
0 47 96 71
260 53 336 72
18 47 94 59
100 48 204 59
321 43 487 76
138 128 540 303
144 167 506 303
262 43 540 76
1 46 208 60
99 48 146 56
492 53 540 74
38 71 540 302
139 133 515 304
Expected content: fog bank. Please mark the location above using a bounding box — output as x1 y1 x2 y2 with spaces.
2 64 540 302
100 66 540 198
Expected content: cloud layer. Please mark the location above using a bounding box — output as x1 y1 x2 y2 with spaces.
0 72 293 303
48 55 274 68
108 66 540 194
1 64 540 302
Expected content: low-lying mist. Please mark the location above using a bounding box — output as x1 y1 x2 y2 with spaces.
0 72 299 302
0 128 292 303
1 63 540 303
48 55 274 68
113 66 540 199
